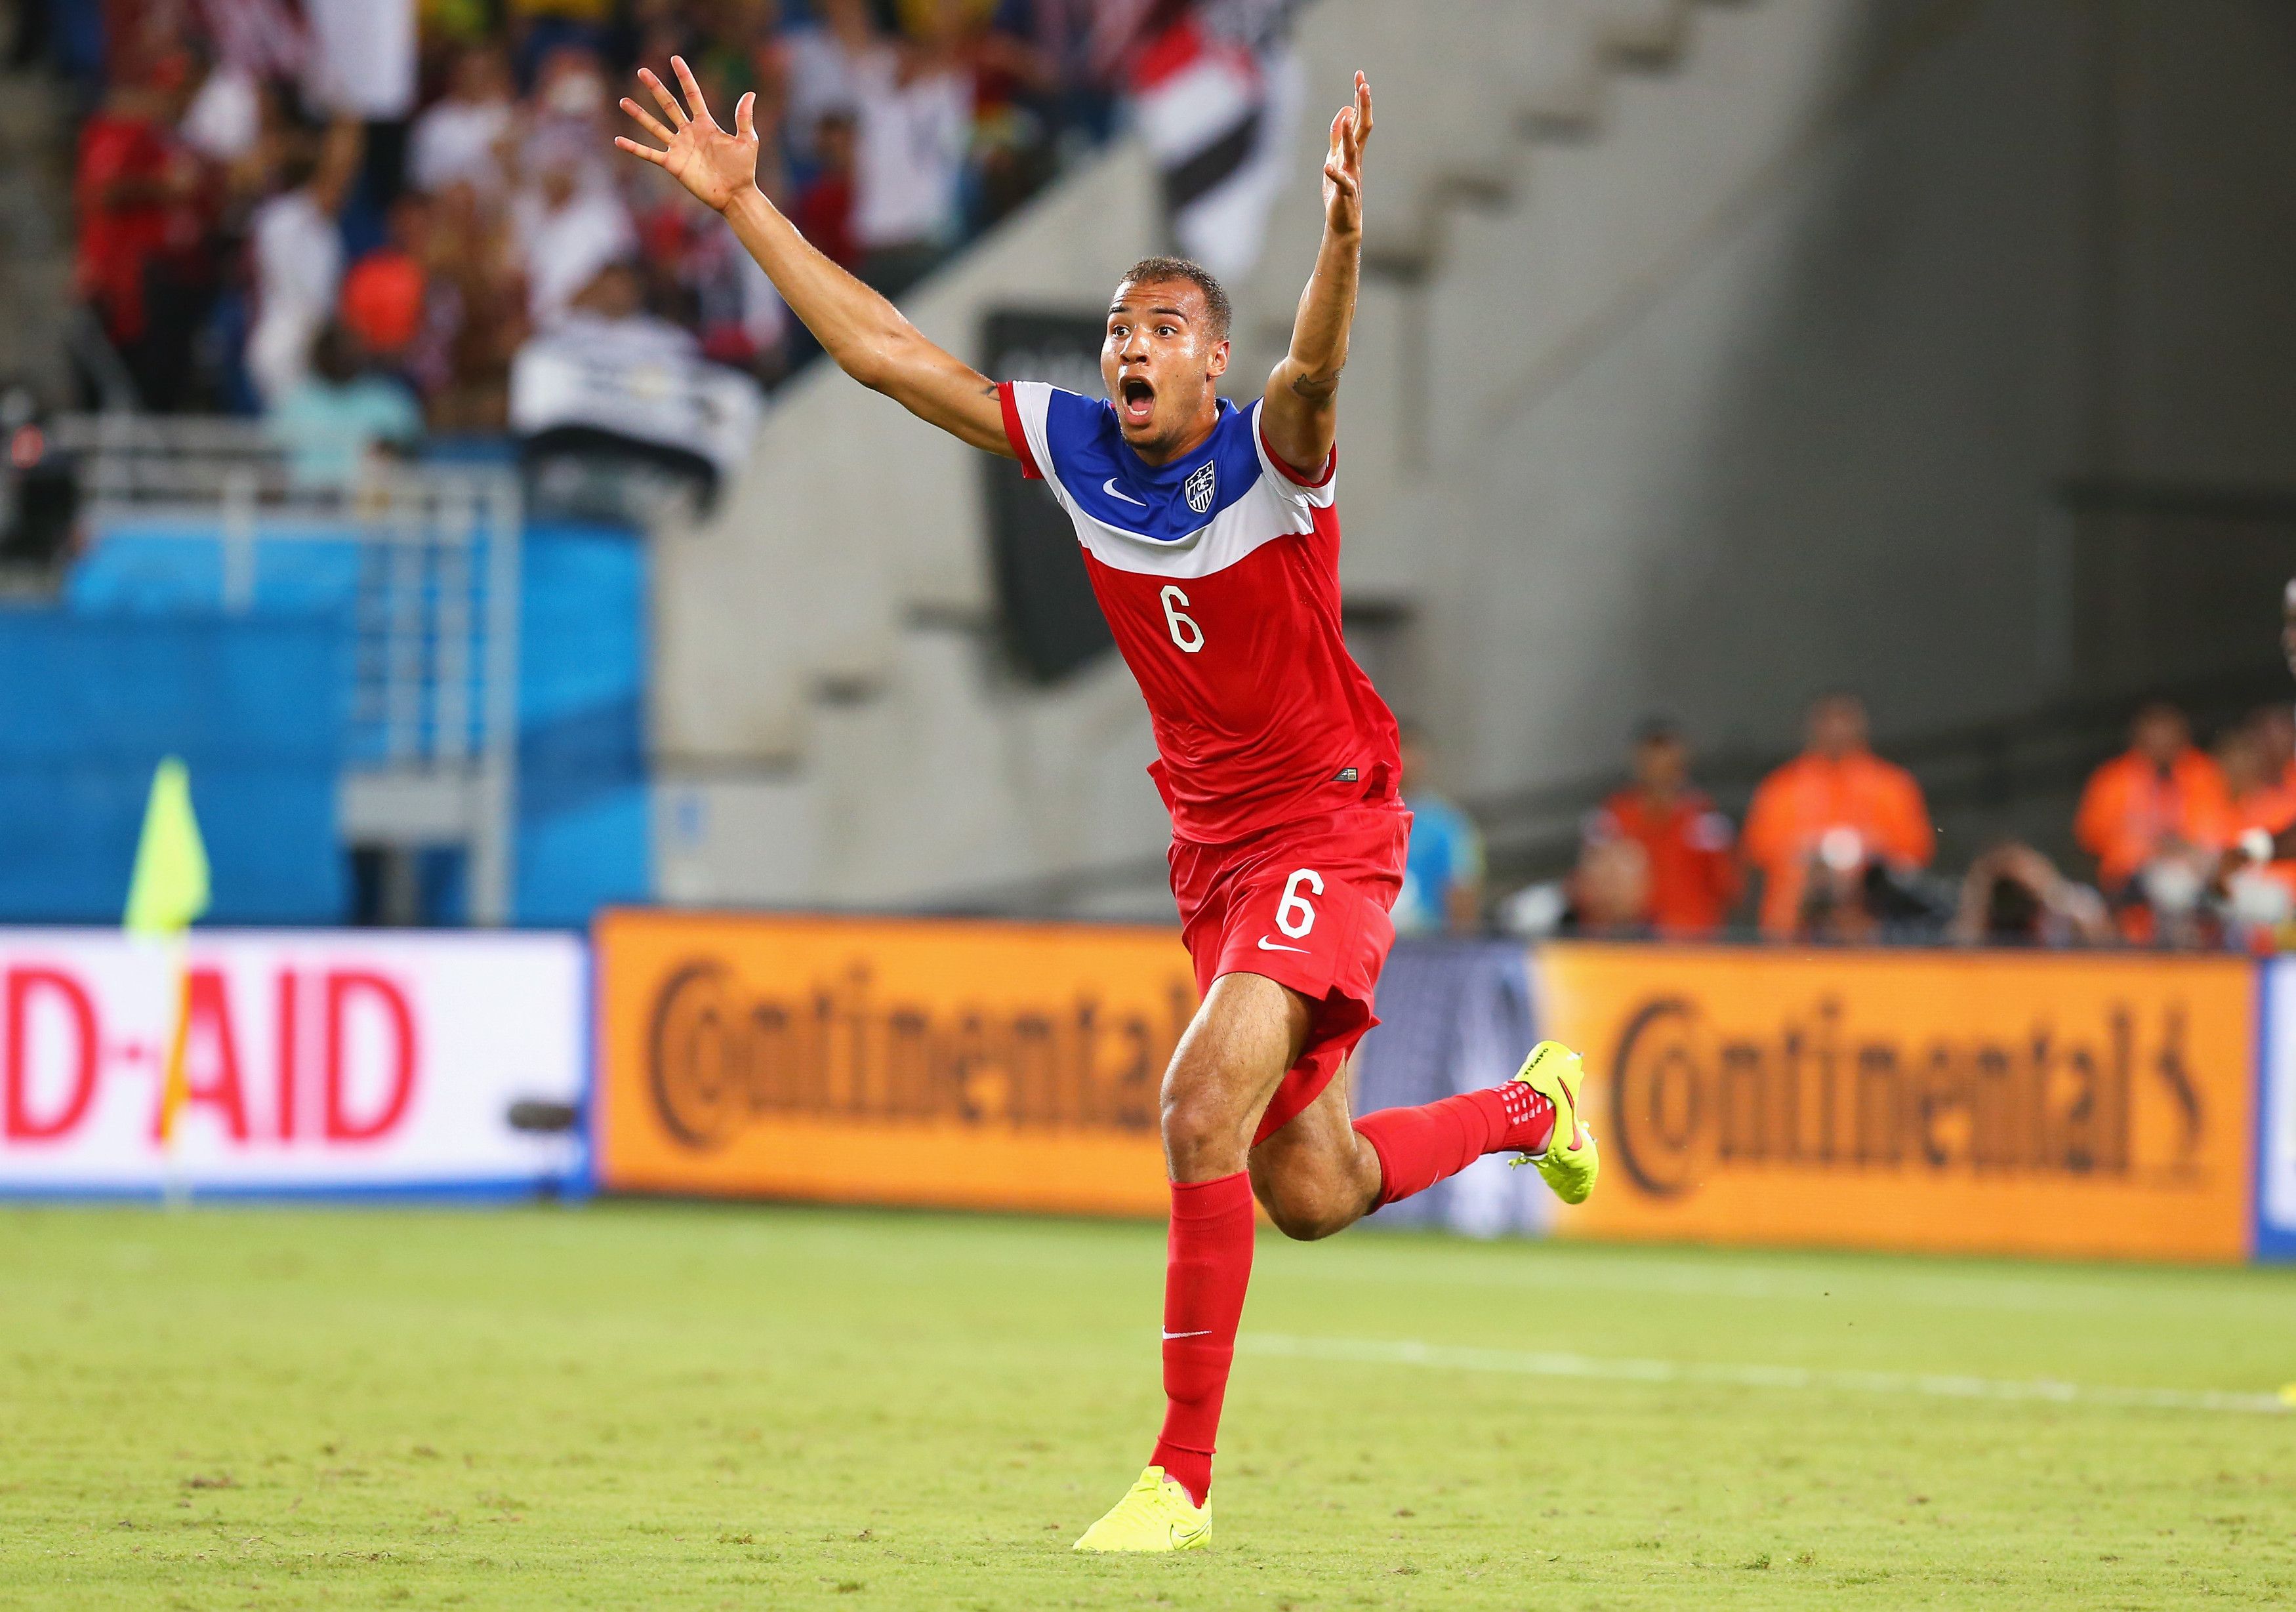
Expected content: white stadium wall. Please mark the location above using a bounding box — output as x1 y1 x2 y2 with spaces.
650 0 2296 914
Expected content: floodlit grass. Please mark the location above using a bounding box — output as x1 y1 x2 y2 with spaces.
4 1201 2295 1609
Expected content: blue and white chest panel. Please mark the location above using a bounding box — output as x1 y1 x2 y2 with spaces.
1002 382 1336 580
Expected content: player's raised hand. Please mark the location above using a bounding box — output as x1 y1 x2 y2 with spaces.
1321 71 1372 238
615 56 758 214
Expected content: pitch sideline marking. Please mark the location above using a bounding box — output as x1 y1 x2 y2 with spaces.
1282 1247 2296 1320
1240 1333 2292 1417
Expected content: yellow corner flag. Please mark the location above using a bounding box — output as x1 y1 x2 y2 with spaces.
125 757 210 939
125 758 210 1151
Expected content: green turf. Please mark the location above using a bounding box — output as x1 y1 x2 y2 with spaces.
4 1203 2295 1609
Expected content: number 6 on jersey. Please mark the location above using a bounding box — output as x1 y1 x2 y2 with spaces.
1277 868 1322 938
1160 585 1204 653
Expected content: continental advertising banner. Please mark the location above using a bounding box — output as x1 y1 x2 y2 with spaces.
0 929 587 1194
1535 944 2255 1262
594 910 1193 1215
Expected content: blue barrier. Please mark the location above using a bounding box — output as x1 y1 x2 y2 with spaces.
0 608 345 922
58 515 651 925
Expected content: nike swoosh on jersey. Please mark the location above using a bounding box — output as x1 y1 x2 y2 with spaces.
1102 477 1148 506
1256 937 1310 953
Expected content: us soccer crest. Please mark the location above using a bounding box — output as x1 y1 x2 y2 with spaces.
1183 460 1217 515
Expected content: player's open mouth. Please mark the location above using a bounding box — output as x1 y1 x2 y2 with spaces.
1120 377 1155 426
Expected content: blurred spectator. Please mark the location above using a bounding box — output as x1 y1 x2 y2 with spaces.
2224 705 2296 831
339 195 430 365
1563 836 1652 938
947 1 1061 228
2074 701 2228 942
409 178 529 430
1742 693 1934 939
1950 842 2112 948
179 40 269 169
409 45 516 197
302 0 419 123
2237 703 2296 920
781 2 859 165
1393 727 1483 935
792 108 861 270
506 0 619 87
73 45 212 410
508 258 764 517
1583 717 1738 938
827 0 973 297
2198 707 2296 948
267 320 423 486
247 116 363 404
552 257 701 373
1494 836 1650 940
512 121 635 330
198 0 312 91
2212 712 2289 837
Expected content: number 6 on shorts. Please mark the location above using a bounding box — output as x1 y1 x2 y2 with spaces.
1277 869 1322 938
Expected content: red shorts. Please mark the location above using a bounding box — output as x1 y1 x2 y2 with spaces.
1168 804 1410 1145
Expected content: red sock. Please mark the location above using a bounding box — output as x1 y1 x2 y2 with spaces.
1352 1081 1555 1209
1148 1171 1254 1508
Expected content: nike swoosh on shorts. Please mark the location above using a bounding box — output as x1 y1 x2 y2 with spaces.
1256 937 1309 953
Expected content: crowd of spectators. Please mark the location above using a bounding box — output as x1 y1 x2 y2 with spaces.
58 0 1271 456
1426 691 2296 953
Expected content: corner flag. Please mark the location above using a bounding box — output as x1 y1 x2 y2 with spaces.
125 757 209 939
125 758 210 1149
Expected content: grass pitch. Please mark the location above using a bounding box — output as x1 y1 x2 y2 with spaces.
4 1202 2295 1609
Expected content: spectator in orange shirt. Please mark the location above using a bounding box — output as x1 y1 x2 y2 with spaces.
2196 706 2296 947
1584 719 1739 938
2074 702 2229 910
1742 693 1934 938
2213 711 2294 839
2234 704 2296 830
2217 584 2296 918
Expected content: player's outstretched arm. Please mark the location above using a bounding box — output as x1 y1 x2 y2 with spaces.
1261 71 1372 476
616 58 1012 458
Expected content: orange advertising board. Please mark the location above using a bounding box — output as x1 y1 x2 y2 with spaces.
1537 944 2256 1262
594 909 1194 1215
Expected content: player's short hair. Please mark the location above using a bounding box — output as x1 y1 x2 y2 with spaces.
1116 256 1233 343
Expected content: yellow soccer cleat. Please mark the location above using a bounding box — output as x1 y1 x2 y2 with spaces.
1073 1467 1211 1553
1508 1039 1599 1205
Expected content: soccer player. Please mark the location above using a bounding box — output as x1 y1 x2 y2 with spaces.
617 58 1598 1553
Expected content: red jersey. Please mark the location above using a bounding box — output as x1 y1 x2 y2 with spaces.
75 111 189 344
999 382 1401 843
1588 787 1739 937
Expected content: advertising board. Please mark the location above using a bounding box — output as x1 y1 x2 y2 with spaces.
2255 957 2296 1259
1535 944 2255 1261
594 909 1191 1215
0 930 587 1195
